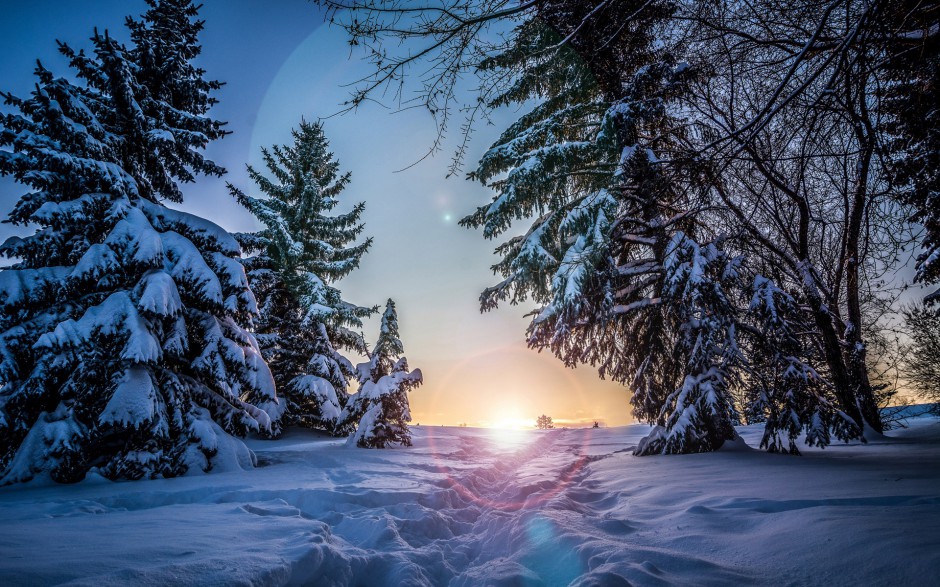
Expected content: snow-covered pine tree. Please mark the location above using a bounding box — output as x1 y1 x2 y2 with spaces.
347 300 422 448
0 0 280 484
741 276 844 454
123 0 227 202
634 234 741 455
881 1 940 301
463 9 726 453
230 120 373 435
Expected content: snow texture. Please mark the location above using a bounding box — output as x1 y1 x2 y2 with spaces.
0 411 938 585
98 367 157 428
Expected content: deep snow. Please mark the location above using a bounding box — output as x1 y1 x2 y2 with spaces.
1 413 939 586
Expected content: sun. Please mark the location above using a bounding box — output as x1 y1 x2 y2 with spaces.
483 414 536 450
485 401 534 431
488 417 533 430
486 426 533 450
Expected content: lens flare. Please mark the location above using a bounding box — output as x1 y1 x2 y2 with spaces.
425 427 596 512
486 425 533 451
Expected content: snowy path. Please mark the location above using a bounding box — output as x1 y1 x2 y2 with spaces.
1 418 939 586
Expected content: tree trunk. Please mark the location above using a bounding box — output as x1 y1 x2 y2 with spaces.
840 55 884 434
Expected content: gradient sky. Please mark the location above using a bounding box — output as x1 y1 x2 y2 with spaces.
0 0 631 428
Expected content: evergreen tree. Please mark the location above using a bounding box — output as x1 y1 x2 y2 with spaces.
881 0 940 301
123 0 227 202
347 300 422 448
742 277 843 453
230 120 373 435
0 0 280 484
463 12 731 453
635 234 741 454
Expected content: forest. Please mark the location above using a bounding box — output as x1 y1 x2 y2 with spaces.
0 0 937 480
0 1 938 585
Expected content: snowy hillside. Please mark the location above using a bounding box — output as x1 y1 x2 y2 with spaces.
1 414 939 586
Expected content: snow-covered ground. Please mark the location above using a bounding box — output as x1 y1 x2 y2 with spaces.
1 413 939 586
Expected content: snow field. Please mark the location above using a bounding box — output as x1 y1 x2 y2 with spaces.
1 415 939 586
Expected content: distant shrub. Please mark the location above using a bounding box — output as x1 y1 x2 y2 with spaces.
536 415 554 430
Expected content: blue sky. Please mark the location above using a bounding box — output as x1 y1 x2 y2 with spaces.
0 0 630 427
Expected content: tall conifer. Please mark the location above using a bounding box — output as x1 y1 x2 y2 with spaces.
462 13 741 453
0 0 279 484
230 120 373 434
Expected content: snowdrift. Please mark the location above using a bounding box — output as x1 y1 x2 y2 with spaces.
1 414 938 586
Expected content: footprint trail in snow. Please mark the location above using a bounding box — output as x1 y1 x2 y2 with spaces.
1 419 938 586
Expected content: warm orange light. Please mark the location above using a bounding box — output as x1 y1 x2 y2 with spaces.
410 344 630 428
486 417 534 430
485 425 534 451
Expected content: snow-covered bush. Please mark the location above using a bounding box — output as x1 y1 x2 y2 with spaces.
0 0 280 484
230 120 373 435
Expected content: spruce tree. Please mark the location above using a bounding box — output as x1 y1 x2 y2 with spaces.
742 276 841 454
124 0 227 202
463 13 737 453
0 0 280 484
881 1 940 301
347 300 422 448
535 415 554 430
634 234 740 455
230 120 373 435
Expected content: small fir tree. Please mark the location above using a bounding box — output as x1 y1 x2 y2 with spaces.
741 276 844 453
0 0 280 484
230 120 373 435
347 300 422 448
535 415 554 430
635 234 741 455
